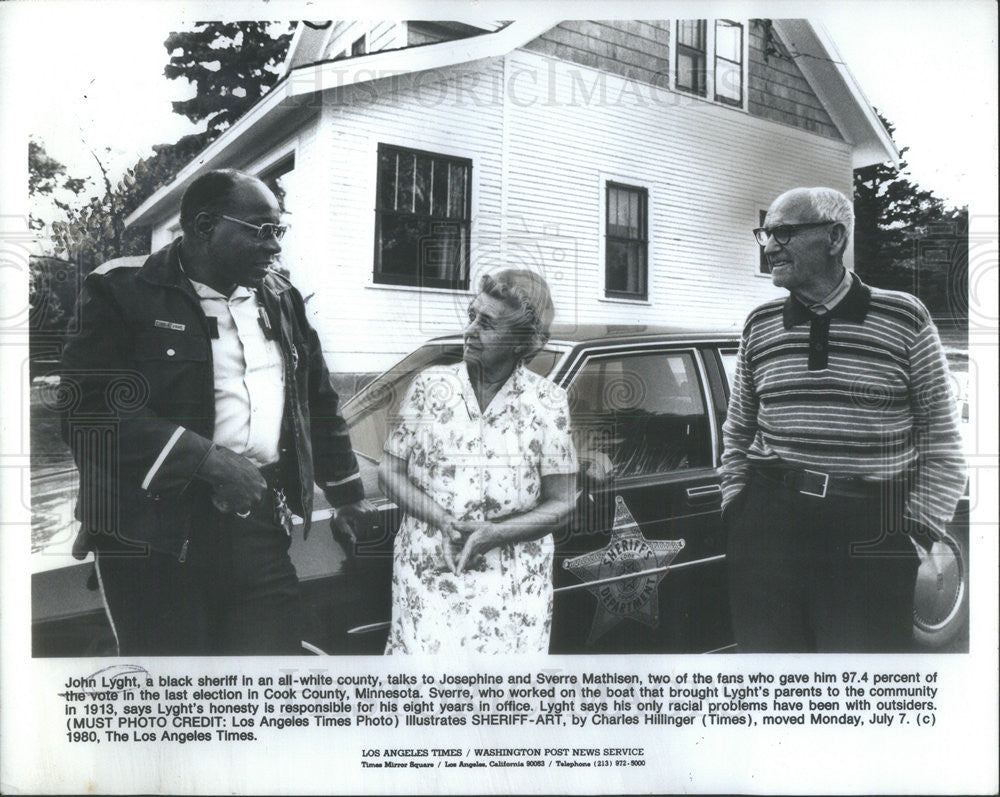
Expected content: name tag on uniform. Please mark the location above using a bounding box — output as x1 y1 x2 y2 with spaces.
154 319 186 331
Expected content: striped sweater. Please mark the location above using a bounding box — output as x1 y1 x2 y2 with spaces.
721 274 967 534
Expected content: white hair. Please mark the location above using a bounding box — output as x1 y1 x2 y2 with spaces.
805 186 854 241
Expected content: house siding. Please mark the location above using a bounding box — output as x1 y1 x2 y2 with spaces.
522 21 671 88
148 27 856 381
320 21 354 60
369 20 401 53
498 49 852 337
322 21 405 61
285 59 507 376
747 20 842 139
524 20 842 141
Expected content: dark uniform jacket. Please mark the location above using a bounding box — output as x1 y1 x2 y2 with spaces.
60 240 364 559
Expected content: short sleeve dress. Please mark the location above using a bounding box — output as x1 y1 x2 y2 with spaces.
383 361 578 654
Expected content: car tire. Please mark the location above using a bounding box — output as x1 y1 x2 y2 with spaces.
912 527 969 649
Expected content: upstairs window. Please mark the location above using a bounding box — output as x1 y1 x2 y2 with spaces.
374 144 471 290
605 182 648 300
676 20 707 96
714 20 744 106
676 19 745 108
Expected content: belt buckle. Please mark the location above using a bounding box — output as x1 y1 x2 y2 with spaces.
800 469 829 498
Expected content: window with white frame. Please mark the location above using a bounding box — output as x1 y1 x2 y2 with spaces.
675 19 745 108
714 20 744 106
675 20 707 97
605 182 648 300
374 144 471 290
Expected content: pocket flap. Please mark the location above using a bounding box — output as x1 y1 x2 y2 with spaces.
134 328 208 361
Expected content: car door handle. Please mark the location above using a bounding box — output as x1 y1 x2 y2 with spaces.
686 484 722 504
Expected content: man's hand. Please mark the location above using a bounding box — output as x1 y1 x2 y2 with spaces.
331 500 379 545
196 445 267 515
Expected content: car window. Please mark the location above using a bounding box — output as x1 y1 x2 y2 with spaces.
719 348 738 389
346 345 561 461
568 350 712 478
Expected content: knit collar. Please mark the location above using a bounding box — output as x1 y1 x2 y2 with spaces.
783 271 872 328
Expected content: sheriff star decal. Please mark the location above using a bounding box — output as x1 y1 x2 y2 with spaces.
563 495 684 645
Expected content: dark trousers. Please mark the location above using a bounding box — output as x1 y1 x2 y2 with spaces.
726 471 920 653
95 501 303 656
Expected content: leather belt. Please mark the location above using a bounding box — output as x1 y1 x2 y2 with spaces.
752 464 905 500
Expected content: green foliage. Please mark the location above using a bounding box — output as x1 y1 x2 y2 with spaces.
28 138 86 231
46 21 295 273
164 22 295 135
50 133 211 271
29 256 73 333
854 113 968 324
32 21 295 367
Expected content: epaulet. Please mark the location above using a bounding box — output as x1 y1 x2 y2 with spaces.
89 255 147 276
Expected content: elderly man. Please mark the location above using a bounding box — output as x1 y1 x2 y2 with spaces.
721 186 966 652
61 169 372 655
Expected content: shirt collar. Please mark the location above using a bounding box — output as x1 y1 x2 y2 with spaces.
187 278 254 302
460 360 527 419
810 268 853 314
783 271 872 328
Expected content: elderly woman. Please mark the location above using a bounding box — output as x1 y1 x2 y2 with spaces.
379 270 578 654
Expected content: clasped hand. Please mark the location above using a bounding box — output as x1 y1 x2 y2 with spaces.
198 445 267 516
443 520 498 575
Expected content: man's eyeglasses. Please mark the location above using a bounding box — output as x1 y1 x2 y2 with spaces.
753 221 834 246
219 214 288 242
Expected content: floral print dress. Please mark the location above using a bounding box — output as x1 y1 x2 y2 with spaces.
383 362 578 655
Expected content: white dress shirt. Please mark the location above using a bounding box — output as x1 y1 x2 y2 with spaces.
187 278 286 467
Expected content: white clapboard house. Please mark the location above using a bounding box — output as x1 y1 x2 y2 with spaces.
127 18 897 389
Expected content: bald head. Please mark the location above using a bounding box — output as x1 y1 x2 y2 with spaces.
180 169 270 236
769 187 854 247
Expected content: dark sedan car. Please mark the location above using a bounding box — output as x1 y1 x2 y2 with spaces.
32 325 969 655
